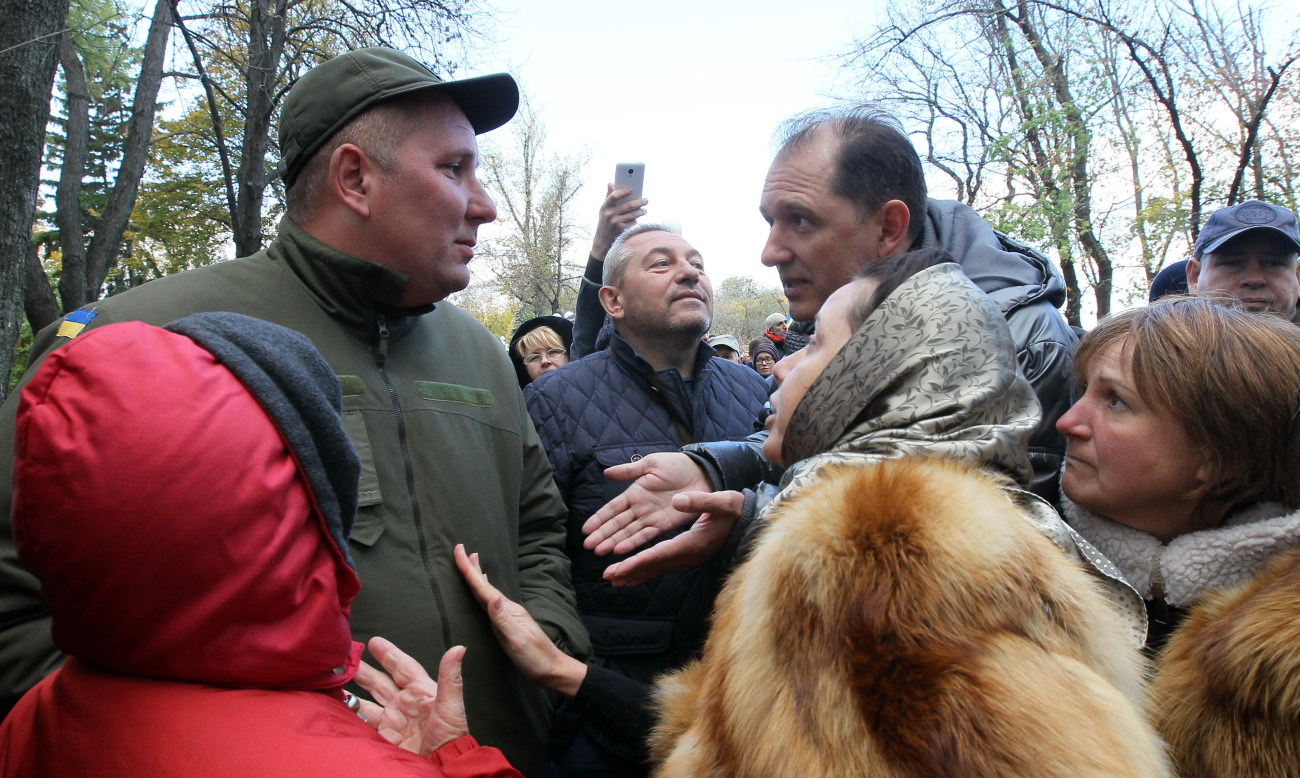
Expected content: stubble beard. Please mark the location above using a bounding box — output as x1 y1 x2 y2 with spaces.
663 309 711 347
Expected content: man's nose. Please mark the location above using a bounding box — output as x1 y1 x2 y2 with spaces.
760 233 789 267
674 257 701 283
467 176 497 224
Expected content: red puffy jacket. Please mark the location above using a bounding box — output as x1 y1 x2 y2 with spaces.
0 320 518 778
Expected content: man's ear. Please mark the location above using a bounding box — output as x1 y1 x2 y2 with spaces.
328 143 375 218
598 285 625 320
1186 258 1201 292
876 199 912 257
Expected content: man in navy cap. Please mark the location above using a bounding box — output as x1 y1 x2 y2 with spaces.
0 48 587 774
1188 200 1300 319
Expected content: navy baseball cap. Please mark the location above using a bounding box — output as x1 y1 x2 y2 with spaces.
1148 259 1189 302
1194 200 1300 260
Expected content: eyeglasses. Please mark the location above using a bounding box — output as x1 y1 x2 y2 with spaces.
754 355 776 365
523 348 567 366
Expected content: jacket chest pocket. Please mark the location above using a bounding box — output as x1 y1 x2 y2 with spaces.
339 377 384 546
593 441 677 505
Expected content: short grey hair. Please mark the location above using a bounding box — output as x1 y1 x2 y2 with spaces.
286 92 450 224
603 222 683 287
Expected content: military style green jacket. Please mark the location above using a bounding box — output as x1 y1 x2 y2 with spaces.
0 217 589 774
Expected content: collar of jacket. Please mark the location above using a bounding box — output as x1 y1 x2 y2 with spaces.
916 198 1067 313
1061 496 1300 609
783 320 813 354
269 217 436 334
609 331 716 437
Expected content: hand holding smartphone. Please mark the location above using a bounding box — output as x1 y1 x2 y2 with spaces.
614 162 645 203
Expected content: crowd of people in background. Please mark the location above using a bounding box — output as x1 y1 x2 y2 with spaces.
2 44 1299 778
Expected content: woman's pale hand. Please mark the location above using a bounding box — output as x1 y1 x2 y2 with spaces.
354 636 469 757
602 489 744 587
454 543 588 697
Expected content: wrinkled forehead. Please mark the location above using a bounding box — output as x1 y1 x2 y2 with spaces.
627 230 699 260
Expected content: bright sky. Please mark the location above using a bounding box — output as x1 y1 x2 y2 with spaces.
474 0 884 291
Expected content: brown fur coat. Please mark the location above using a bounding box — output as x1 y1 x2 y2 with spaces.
1152 548 1300 777
651 458 1169 777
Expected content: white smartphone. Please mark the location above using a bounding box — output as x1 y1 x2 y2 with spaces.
614 162 645 201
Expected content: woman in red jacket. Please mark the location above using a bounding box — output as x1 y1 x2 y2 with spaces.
0 313 519 778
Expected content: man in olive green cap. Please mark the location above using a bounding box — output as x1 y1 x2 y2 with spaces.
0 47 589 775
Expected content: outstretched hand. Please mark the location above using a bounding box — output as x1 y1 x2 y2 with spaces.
582 452 712 556
591 184 648 260
603 489 744 587
454 544 587 697
354 636 468 757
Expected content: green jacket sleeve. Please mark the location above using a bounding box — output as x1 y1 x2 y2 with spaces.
513 398 591 661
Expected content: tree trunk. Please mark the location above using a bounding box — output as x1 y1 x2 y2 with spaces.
232 0 287 257
80 0 173 304
0 0 72 398
23 244 60 335
54 33 90 313
1226 59 1297 205
988 0 1084 325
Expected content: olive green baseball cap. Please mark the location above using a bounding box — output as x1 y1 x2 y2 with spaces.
278 47 518 187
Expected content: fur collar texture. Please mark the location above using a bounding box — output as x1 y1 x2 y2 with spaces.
651 459 1170 777
1062 497 1300 608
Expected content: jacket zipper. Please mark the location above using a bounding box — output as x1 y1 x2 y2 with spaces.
374 316 452 648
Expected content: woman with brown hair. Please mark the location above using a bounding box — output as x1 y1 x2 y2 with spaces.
1056 297 1300 776
1058 297 1300 646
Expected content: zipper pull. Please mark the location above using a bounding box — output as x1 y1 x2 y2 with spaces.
376 317 390 366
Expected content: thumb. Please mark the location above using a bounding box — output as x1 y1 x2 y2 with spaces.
671 490 724 513
432 645 467 726
603 458 650 483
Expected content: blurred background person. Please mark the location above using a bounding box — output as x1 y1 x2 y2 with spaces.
750 340 779 378
1186 200 1300 319
761 312 788 352
1147 260 1189 303
705 333 742 362
509 315 573 387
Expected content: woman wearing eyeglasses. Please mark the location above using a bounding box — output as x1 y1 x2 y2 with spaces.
508 316 573 387
749 340 779 378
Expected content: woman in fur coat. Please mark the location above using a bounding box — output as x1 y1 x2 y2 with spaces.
648 253 1168 777
1055 297 1300 777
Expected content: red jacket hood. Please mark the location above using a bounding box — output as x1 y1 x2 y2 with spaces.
12 321 362 690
